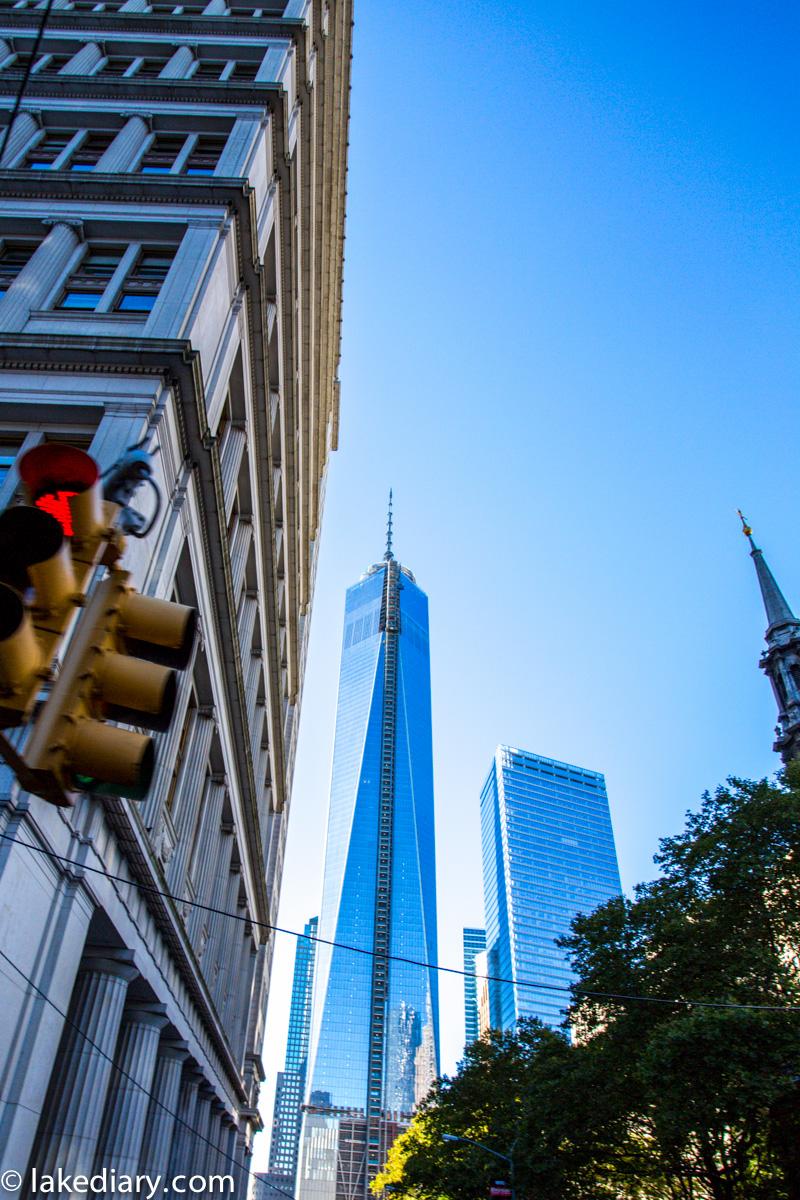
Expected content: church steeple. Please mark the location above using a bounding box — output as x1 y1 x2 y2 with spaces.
739 512 800 763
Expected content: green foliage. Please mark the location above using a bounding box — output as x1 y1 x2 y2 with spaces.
375 769 800 1200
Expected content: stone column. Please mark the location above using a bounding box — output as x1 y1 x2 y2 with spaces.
203 0 228 13
60 43 103 75
28 952 137 1178
93 1004 168 1177
96 115 150 173
192 1085 215 1173
138 1040 189 1175
0 220 81 332
159 46 195 80
167 1066 202 1179
232 1130 250 1199
0 111 38 166
119 0 148 9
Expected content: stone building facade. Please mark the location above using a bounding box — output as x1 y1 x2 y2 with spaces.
0 0 351 1187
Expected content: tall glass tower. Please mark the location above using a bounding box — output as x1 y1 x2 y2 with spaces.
481 745 621 1031
298 510 439 1200
462 928 486 1049
265 917 319 1197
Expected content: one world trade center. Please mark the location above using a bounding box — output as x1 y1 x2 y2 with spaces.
297 503 439 1200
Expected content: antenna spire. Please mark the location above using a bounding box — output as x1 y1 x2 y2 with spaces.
385 489 394 560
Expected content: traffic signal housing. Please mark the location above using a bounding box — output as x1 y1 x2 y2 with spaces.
0 441 197 806
0 444 117 727
24 569 196 803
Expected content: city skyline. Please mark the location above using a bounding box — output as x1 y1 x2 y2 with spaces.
256 0 798 1169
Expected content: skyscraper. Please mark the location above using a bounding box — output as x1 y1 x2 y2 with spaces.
298 512 439 1200
0 0 351 1183
462 927 486 1049
481 745 621 1031
739 513 800 763
266 917 319 1198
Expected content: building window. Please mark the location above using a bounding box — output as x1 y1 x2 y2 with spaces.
114 247 176 313
100 56 138 76
2 52 34 73
68 132 115 170
0 439 23 488
55 243 176 316
32 54 75 74
130 57 171 78
136 133 226 176
191 60 231 82
137 135 186 173
165 693 197 813
185 136 226 175
0 241 38 299
228 61 261 82
57 246 125 310
21 130 76 169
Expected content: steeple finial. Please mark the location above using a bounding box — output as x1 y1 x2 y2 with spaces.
384 489 394 560
738 510 797 630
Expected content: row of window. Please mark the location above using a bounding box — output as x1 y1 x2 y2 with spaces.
4 0 280 12
0 239 175 314
15 129 225 174
0 47 264 81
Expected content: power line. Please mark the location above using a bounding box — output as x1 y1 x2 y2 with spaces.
2 829 798 1014
0 945 294 1199
0 0 59 165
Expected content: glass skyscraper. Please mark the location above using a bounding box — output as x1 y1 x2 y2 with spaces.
298 523 439 1200
481 745 621 1031
462 928 486 1049
265 917 319 1198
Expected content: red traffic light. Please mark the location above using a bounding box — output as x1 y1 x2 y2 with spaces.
19 444 103 541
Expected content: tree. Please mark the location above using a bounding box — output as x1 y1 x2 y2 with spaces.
375 768 800 1200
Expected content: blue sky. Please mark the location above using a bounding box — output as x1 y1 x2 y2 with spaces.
254 0 800 1161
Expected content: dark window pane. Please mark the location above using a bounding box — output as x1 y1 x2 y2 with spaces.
69 132 115 169
137 134 186 172
133 58 170 78
102 57 136 76
22 131 74 167
0 242 38 288
228 61 260 81
192 61 228 80
183 135 225 173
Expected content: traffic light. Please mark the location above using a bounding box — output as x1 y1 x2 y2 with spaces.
0 444 117 727
24 568 196 803
0 441 197 806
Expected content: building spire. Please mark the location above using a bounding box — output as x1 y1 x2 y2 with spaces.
738 510 797 629
739 511 800 764
384 488 394 560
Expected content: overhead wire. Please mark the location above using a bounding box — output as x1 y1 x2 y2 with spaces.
2 829 798 1014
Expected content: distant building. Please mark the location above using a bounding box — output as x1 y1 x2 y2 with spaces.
462 927 486 1048
473 950 491 1041
254 1173 295 1200
268 918 319 1193
480 746 621 1030
739 514 800 762
298 513 439 1200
